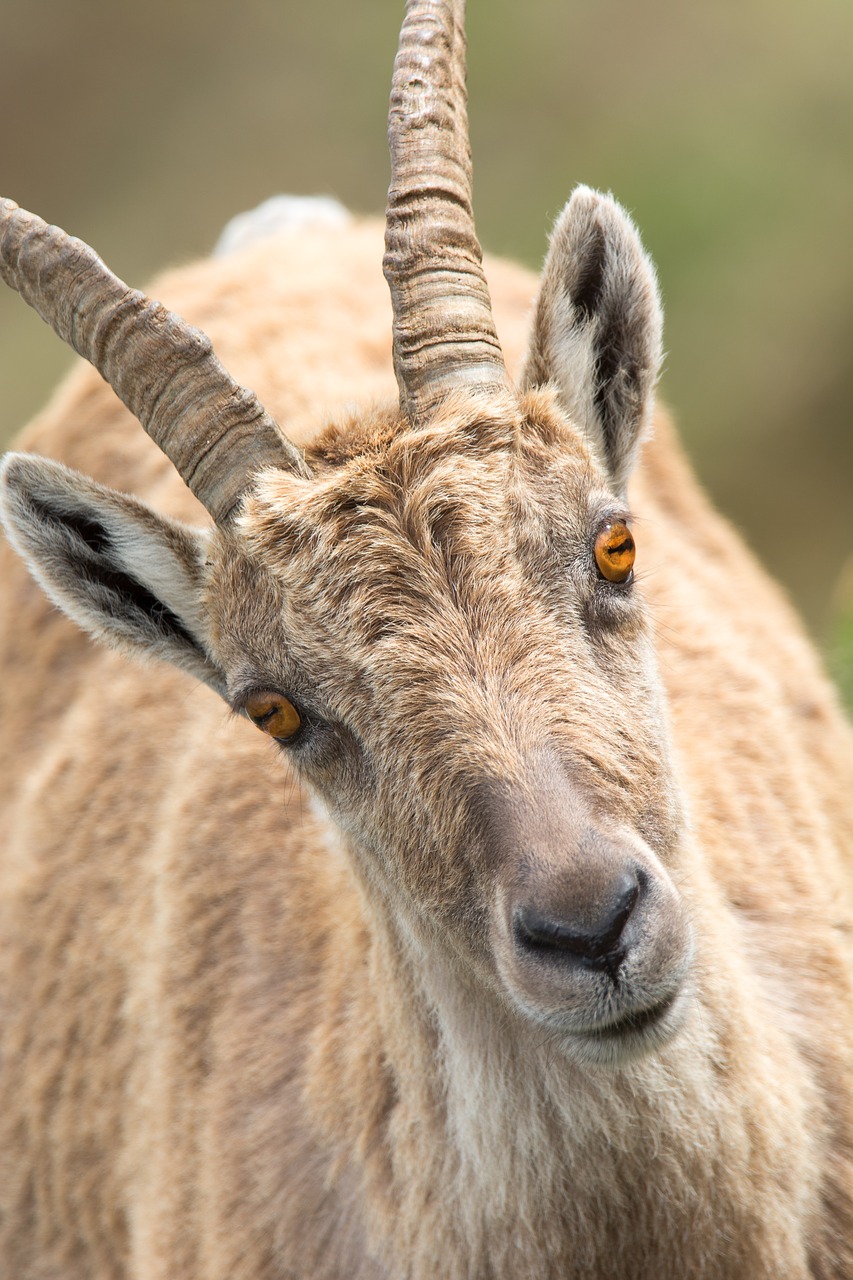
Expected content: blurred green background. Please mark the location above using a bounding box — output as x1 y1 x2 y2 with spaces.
2 0 852 661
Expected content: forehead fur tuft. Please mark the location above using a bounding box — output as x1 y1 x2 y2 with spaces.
239 387 602 573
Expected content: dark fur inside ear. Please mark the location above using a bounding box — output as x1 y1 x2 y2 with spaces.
571 220 607 321
521 186 663 494
0 453 226 696
24 492 200 651
51 504 112 555
93 572 199 650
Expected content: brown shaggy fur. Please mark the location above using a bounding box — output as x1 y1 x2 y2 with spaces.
1 215 852 1278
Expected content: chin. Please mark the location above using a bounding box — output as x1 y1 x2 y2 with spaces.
556 983 692 1068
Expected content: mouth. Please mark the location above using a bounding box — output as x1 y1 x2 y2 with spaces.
568 987 684 1064
584 988 679 1039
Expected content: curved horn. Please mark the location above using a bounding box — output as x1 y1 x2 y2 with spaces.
0 199 310 524
383 0 508 422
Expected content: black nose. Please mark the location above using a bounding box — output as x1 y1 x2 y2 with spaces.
513 870 641 978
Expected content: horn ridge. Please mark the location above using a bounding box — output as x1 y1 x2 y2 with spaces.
384 0 508 422
0 198 310 524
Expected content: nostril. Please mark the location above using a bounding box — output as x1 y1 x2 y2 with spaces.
513 871 641 974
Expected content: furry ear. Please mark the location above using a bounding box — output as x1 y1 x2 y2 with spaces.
521 186 663 494
0 453 226 696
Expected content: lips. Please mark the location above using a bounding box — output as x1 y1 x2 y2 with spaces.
577 987 680 1042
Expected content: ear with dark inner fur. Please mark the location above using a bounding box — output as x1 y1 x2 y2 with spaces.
521 186 663 495
0 453 226 696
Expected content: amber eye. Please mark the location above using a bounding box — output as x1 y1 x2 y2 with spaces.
593 520 636 583
244 691 303 743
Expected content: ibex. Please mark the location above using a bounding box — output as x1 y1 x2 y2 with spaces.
1 1 852 1276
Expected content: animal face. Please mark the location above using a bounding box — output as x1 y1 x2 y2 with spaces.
204 387 692 1064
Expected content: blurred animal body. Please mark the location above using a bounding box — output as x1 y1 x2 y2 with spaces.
1 2 852 1277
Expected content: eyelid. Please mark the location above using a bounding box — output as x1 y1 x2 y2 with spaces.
232 681 292 713
594 505 632 527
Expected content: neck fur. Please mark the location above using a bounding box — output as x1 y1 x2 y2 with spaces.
305 830 827 1279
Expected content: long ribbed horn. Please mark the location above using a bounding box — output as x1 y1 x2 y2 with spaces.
0 199 310 524
383 0 508 423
